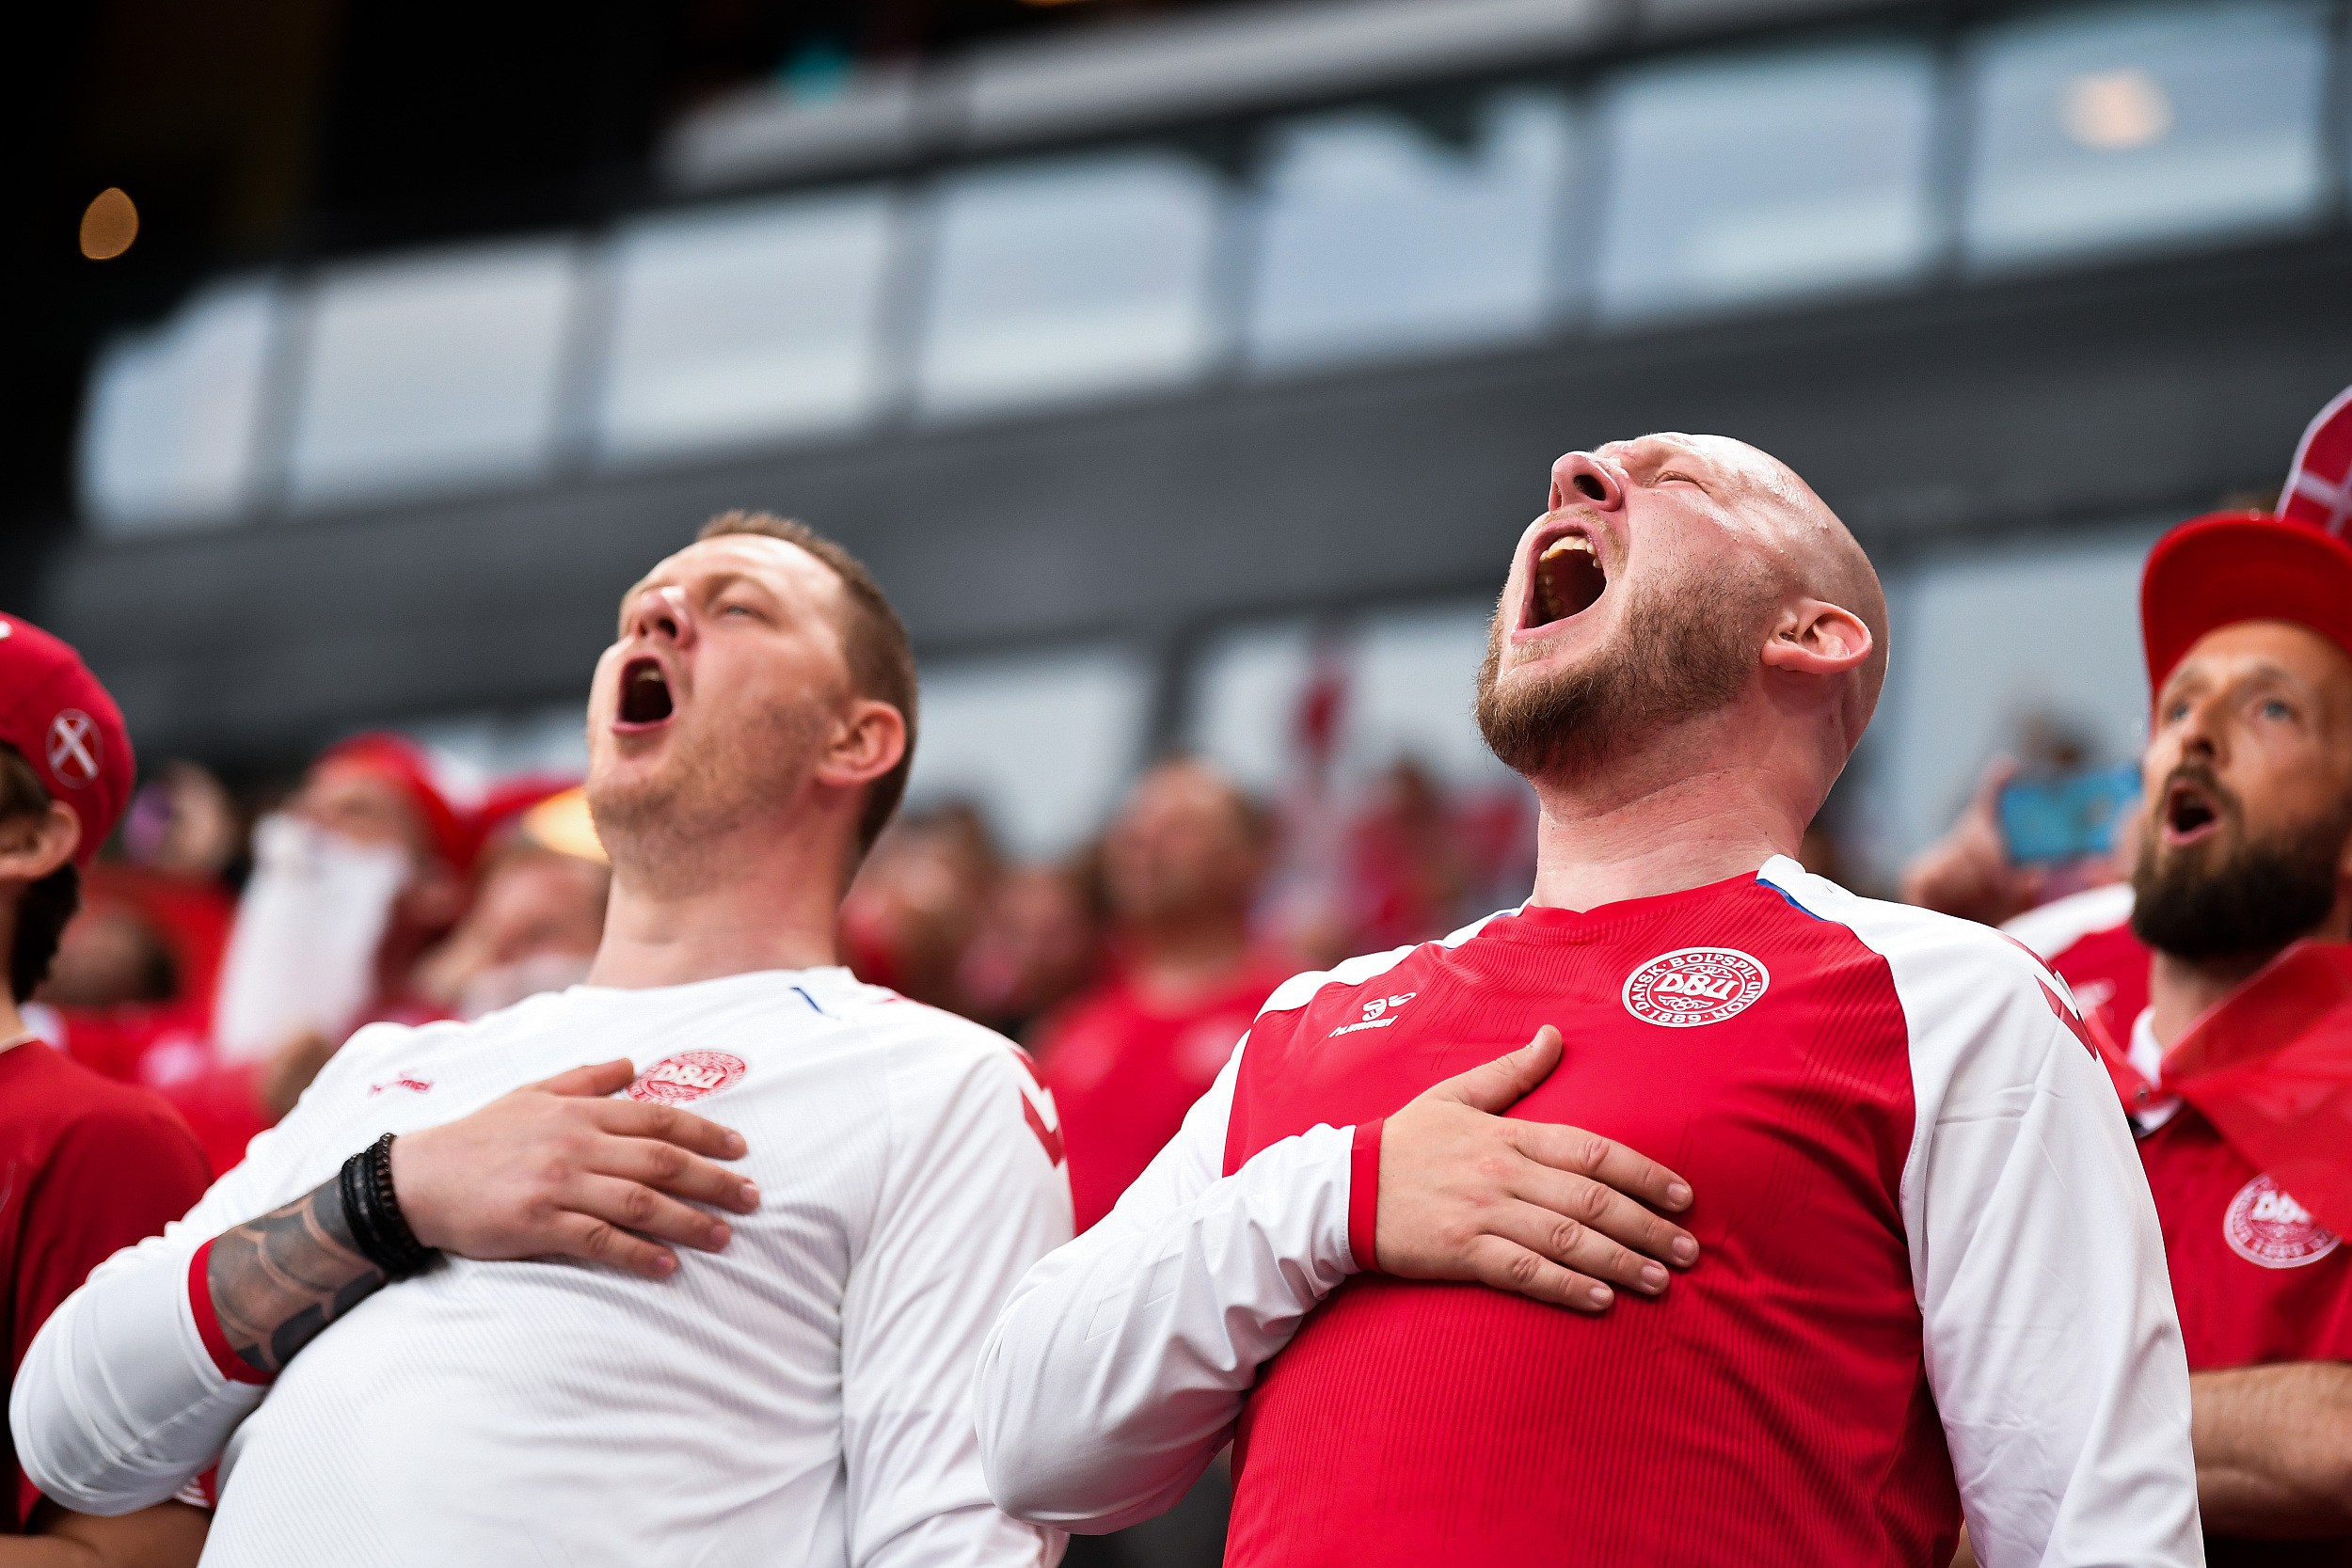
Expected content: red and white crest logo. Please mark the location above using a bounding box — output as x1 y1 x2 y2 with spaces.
627 1051 748 1105
2223 1174 2341 1269
1622 948 1770 1028
46 710 100 788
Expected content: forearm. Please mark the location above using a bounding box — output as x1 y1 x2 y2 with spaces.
10 1171 384 1514
976 1121 1361 1530
204 1172 385 1377
2192 1362 2352 1537
0 1501 209 1568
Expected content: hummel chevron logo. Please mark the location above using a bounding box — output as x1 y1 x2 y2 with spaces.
1331 992 1417 1037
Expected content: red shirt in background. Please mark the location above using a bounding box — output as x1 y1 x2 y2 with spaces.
2020 888 2352 1567
1038 958 1291 1232
0 1042 211 1529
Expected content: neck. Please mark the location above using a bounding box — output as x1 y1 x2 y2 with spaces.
2145 884 2352 1050
588 815 851 990
1525 707 1820 912
1124 908 1254 1006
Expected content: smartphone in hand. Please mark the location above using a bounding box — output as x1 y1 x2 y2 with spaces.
1997 763 2140 864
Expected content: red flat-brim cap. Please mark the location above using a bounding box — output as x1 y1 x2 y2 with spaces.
2143 511 2352 696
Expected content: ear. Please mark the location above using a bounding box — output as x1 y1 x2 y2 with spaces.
813 699 909 794
1761 599 1873 678
0 802 81 886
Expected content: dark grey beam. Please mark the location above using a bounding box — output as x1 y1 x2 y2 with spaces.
31 235 2352 769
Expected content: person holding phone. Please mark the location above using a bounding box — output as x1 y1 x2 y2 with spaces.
1940 387 2352 1562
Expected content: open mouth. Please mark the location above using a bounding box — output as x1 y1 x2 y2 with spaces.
2162 778 2220 844
1530 534 1608 629
618 657 674 726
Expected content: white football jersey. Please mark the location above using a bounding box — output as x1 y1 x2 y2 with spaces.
16 967 1072 1568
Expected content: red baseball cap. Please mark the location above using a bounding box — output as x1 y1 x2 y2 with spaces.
0 615 135 867
2142 386 2352 695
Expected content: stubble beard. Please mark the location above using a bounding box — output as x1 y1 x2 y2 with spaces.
2129 768 2351 961
588 697 827 887
1473 572 1766 782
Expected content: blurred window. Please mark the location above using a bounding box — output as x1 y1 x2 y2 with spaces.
78 279 277 534
905 646 1152 859
287 241 579 508
1188 602 1508 796
596 189 897 462
1245 89 1576 372
1961 1 2330 268
1594 42 1938 321
1860 520 2167 880
915 150 1224 419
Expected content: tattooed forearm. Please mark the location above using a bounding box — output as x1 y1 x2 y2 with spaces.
206 1176 386 1377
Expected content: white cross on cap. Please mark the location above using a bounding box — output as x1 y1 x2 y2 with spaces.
46 710 100 788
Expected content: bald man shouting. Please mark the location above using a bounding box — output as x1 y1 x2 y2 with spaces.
976 436 2200 1566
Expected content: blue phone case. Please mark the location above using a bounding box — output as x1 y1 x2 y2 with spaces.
1997 764 2141 864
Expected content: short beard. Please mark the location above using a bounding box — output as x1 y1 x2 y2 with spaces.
588 697 825 890
2129 778 2351 961
1473 571 1766 780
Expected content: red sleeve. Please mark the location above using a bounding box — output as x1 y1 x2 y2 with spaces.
11 1104 212 1528
1348 1117 1384 1274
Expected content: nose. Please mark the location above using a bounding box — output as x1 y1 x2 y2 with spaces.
1549 451 1624 515
627 585 697 650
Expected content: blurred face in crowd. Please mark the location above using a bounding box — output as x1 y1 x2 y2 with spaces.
295 759 427 856
2131 619 2352 960
291 755 464 933
587 535 902 876
1475 433 1885 783
1103 762 1263 929
420 846 612 1020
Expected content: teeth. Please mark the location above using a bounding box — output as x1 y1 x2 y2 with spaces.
1541 536 1595 562
632 667 662 686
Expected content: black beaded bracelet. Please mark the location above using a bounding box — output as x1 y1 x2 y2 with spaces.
338 1133 437 1280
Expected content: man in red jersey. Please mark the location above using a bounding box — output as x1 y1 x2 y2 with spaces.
2056 505 2352 1564
977 433 2198 1567
1039 758 1291 1232
0 615 214 1565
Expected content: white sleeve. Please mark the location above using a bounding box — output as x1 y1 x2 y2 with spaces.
974 1040 1362 1533
840 1033 1073 1568
1899 943 2202 1568
9 1034 389 1514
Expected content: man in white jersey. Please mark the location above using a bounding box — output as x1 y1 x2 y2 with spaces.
12 513 1072 1566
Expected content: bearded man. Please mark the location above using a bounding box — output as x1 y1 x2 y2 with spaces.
975 435 2199 1567
13 514 1072 1565
1997 500 2352 1566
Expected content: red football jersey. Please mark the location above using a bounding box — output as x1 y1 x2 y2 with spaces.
975 859 2197 1567
1040 959 1288 1231
1219 875 1952 1565
0 1041 210 1528
2139 1105 2352 1370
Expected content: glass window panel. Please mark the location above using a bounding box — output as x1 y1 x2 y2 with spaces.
78 278 277 535
916 150 1223 419
1859 521 2165 882
1595 43 1937 321
904 646 1152 859
288 240 579 508
1246 90 1575 372
1962 1 2329 268
1188 603 1510 796
597 189 896 462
